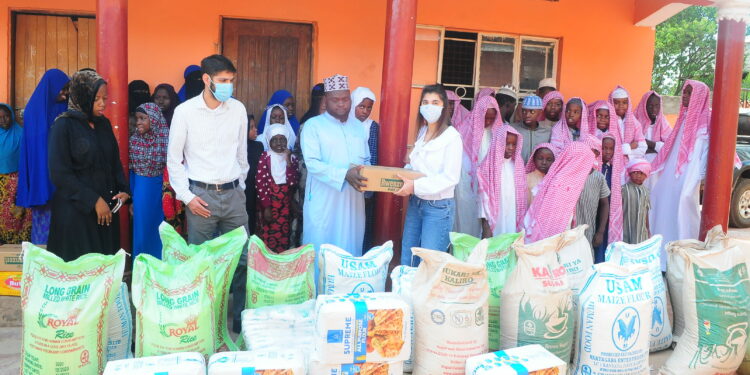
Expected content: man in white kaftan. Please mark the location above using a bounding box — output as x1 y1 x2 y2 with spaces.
301 74 370 257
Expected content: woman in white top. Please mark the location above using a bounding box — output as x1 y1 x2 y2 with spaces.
396 84 463 266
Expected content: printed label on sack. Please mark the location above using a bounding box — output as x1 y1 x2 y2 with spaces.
517 293 573 359
690 264 750 369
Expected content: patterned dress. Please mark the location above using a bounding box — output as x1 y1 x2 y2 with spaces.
256 152 299 253
0 172 31 243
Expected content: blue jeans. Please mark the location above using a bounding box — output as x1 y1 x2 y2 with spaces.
401 195 456 266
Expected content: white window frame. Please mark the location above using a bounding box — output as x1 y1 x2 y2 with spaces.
412 27 559 100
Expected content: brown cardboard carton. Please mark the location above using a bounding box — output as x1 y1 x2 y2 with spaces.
0 244 22 272
359 165 425 193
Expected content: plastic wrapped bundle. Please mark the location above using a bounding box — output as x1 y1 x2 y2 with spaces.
103 352 205 375
241 300 315 355
208 350 306 374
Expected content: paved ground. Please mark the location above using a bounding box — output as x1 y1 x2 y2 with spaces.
2 227 750 373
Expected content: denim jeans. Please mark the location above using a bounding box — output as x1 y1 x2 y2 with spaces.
400 195 456 266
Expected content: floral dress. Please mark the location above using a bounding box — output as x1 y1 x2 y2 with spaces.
255 152 299 253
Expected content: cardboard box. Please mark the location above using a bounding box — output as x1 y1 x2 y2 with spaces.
359 165 425 193
0 272 21 296
465 345 567 375
0 244 22 272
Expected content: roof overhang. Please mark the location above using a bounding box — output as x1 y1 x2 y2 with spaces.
634 0 713 27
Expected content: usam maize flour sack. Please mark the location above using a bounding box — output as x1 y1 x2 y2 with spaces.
21 242 126 375
572 263 653 375
390 265 417 372
160 222 245 350
450 231 520 351
606 235 673 351
246 235 315 309
661 240 750 375
318 241 393 295
500 234 575 363
132 252 216 357
411 243 489 375
106 282 133 361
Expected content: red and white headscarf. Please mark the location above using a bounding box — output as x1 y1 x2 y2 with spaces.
525 142 557 174
634 90 672 143
538 91 565 121
447 89 471 132
474 87 496 102
601 132 624 243
651 80 711 176
550 97 592 152
607 85 645 144
627 158 652 177
581 133 603 167
525 142 596 242
478 125 527 231
462 96 502 163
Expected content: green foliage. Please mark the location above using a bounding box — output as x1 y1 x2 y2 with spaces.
652 6 718 96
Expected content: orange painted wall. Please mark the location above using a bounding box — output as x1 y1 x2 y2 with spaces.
2 0 657 116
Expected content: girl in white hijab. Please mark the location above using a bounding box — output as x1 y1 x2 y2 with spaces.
259 104 296 151
255 121 300 252
348 86 378 250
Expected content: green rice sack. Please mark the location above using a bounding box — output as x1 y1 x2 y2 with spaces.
159 222 246 351
132 252 216 357
21 243 126 375
450 231 521 350
246 235 315 309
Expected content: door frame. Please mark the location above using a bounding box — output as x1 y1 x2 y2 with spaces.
9 10 95 110
219 16 316 113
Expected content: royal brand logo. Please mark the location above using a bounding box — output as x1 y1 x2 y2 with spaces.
37 302 80 329
160 317 199 338
46 316 79 329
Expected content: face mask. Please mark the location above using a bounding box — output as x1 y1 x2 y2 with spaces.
420 104 443 124
210 79 233 102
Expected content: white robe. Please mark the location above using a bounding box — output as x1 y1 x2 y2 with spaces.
481 158 517 236
648 121 708 271
453 128 492 238
301 112 370 257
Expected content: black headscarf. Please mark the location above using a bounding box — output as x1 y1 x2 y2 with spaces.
184 70 205 100
151 83 180 125
68 70 107 121
300 83 326 125
128 80 151 114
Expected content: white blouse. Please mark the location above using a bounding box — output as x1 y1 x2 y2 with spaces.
407 126 463 200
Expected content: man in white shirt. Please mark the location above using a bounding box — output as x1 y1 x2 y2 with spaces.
167 54 249 330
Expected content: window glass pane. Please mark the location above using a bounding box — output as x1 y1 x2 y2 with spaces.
479 36 515 88
412 28 441 85
520 39 556 92
441 38 476 85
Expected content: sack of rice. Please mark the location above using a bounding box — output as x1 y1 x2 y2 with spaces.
160 222 246 351
606 235 673 351
21 243 126 375
555 225 593 295
451 231 521 350
661 239 750 375
106 282 133 361
412 243 489 375
241 300 315 355
313 292 411 364
246 235 315 309
132 252 216 357
319 241 393 295
571 263 653 375
103 352 205 375
309 360 404 375
500 234 574 362
390 265 417 372
465 344 567 375
207 350 306 374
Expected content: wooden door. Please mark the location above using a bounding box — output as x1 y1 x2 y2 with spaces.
222 19 313 121
12 13 96 122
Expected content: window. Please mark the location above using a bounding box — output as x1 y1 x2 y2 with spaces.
416 28 559 109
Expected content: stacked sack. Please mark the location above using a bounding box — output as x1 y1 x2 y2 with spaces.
411 243 490 375
318 241 393 295
662 226 750 375
312 292 411 374
450 231 521 351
